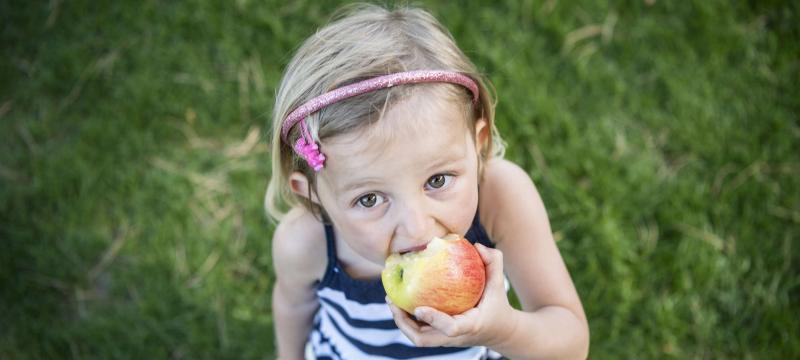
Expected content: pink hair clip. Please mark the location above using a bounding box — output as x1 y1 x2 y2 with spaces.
281 70 480 172
293 123 326 172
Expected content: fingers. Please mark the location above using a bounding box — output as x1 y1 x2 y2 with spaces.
387 298 468 347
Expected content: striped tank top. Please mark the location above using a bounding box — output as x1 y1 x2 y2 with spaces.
308 213 505 359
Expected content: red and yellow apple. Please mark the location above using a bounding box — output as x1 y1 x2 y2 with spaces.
381 234 486 315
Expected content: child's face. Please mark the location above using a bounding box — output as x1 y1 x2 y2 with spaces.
314 91 485 268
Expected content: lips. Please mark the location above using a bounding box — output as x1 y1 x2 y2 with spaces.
398 243 428 255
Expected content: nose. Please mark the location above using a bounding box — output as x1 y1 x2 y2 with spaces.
394 198 434 244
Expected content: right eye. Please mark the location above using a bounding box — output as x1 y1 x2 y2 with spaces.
356 193 385 208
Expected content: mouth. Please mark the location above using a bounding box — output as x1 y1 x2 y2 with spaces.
398 243 428 255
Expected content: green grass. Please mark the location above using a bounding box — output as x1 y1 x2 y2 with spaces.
2 0 798 358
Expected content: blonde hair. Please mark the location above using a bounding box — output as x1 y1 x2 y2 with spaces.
265 3 506 221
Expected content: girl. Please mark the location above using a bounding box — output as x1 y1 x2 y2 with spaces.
266 4 589 359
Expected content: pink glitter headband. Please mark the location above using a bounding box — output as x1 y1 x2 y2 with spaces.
281 70 480 172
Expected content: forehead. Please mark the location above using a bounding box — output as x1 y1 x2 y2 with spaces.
320 90 472 179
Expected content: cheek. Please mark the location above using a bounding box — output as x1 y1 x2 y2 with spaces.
443 178 480 236
458 194 480 233
336 219 393 261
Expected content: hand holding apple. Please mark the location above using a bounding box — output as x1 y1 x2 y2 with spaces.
385 242 518 349
381 234 486 316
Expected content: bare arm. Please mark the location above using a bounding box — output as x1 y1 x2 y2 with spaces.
272 280 318 359
481 159 589 359
271 208 327 360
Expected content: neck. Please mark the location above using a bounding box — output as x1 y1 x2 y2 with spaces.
335 235 384 279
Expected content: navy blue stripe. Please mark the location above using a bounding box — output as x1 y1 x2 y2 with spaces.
319 296 398 330
325 311 473 359
320 270 387 304
317 225 339 293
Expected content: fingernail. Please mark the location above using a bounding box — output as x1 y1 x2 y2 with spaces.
414 308 425 319
385 296 392 304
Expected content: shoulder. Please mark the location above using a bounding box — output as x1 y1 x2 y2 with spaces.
479 158 539 215
478 158 550 246
481 158 533 191
271 206 328 286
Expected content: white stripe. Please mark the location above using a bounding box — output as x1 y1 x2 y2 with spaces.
317 311 396 360
312 285 504 359
310 322 340 359
320 299 411 346
488 348 504 359
318 287 393 321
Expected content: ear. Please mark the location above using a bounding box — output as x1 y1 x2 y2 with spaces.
289 171 320 204
474 118 490 155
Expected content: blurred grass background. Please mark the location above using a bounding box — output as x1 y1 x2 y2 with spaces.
1 0 798 358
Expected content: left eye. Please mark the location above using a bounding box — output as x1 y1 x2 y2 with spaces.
356 193 385 208
426 174 452 189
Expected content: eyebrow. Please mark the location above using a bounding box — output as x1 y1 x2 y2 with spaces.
338 177 384 194
426 148 466 171
338 151 466 193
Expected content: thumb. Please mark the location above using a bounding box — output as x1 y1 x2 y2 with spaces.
414 307 458 336
475 243 502 266
475 243 505 293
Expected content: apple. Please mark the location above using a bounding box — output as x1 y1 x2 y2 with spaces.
382 234 486 316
